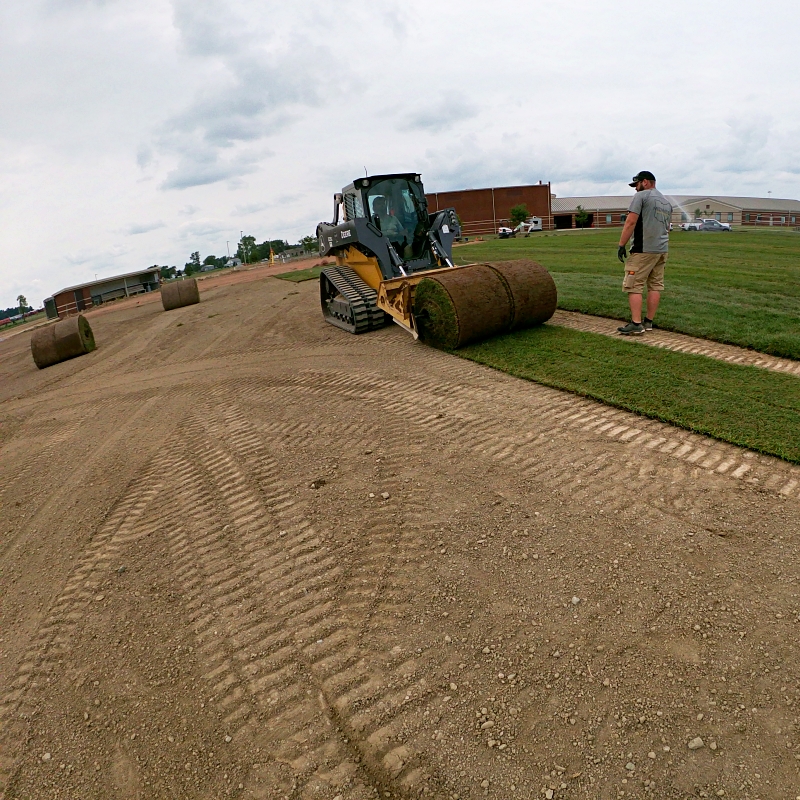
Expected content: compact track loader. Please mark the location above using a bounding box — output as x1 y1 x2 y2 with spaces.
316 173 557 349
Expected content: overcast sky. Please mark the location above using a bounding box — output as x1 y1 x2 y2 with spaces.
2 0 799 309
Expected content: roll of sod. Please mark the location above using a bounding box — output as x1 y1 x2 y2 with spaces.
161 278 200 311
31 315 96 369
413 264 514 349
487 259 557 330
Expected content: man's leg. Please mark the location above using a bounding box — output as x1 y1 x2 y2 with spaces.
644 255 666 324
646 291 661 320
628 292 643 324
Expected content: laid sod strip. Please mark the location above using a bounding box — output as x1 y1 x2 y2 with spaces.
455 228 800 360
458 325 800 464
274 266 324 282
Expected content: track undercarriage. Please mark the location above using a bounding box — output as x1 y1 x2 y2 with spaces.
319 266 389 335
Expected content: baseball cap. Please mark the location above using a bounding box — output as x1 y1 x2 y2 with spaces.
629 170 656 187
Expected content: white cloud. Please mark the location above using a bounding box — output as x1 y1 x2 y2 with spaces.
126 221 166 235
2 0 800 307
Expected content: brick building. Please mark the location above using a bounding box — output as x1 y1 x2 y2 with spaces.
426 182 553 236
551 195 800 229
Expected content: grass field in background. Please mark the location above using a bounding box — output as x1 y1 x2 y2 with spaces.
459 325 800 464
455 228 800 360
275 266 324 282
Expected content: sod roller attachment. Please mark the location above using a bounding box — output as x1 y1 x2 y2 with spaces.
30 314 96 369
161 277 200 311
413 260 557 349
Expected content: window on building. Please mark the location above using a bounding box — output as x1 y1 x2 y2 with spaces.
756 214 761 222
714 212 721 221
727 213 733 222
620 213 627 223
681 212 688 221
605 214 612 224
745 213 751 222
792 216 796 224
781 216 786 224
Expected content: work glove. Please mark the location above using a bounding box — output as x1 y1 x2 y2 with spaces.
617 244 627 263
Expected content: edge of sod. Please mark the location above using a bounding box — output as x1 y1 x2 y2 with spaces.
454 325 800 465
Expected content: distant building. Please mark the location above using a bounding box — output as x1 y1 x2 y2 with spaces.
426 182 553 235
44 268 161 319
550 195 800 229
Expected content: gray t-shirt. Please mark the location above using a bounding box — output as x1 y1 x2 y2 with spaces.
628 188 672 253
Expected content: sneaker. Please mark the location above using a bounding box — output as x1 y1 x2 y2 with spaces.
617 321 644 335
642 318 654 331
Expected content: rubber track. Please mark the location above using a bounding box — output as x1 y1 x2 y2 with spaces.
321 266 387 334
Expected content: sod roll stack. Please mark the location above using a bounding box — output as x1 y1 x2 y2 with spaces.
31 315 96 369
161 278 200 311
413 260 557 349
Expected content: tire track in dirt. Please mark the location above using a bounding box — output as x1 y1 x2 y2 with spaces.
297 362 800 498
0 394 162 563
0 475 164 797
153 400 456 797
237 364 799 510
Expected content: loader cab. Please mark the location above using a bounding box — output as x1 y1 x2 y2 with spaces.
342 174 428 259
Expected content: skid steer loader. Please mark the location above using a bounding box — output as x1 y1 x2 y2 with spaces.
316 173 557 348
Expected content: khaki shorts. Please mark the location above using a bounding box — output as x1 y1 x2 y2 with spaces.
622 252 667 293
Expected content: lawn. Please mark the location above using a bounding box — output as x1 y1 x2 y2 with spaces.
274 266 324 282
459 325 800 464
454 228 800 360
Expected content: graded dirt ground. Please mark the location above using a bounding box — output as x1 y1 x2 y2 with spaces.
1 274 799 800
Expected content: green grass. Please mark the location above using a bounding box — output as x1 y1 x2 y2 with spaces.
455 228 800 360
274 266 324 282
458 324 800 463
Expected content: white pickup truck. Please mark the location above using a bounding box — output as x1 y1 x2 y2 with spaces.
681 218 732 232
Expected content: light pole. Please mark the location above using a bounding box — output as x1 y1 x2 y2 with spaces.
226 241 230 258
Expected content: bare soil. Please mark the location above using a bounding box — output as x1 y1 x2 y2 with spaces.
1 275 799 800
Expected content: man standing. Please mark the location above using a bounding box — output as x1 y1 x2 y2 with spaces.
616 170 672 335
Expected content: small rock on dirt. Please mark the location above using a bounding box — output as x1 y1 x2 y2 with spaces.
688 737 704 750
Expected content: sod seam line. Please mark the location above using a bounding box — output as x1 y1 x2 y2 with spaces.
548 310 800 377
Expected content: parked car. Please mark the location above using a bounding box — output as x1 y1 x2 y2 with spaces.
699 219 732 232
498 226 514 238
680 219 704 231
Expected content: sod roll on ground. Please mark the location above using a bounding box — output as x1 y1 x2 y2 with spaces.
30 315 96 369
414 260 557 349
161 277 200 311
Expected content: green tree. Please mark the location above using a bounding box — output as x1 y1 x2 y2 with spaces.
300 235 317 253
17 295 28 315
509 204 529 227
237 236 256 263
159 266 176 280
184 251 201 276
574 205 590 228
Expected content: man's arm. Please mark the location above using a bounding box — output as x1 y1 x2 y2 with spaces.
618 212 639 247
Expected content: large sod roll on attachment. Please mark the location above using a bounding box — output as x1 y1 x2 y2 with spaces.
31 315 96 369
486 259 558 331
413 264 513 350
413 259 557 349
161 278 200 311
